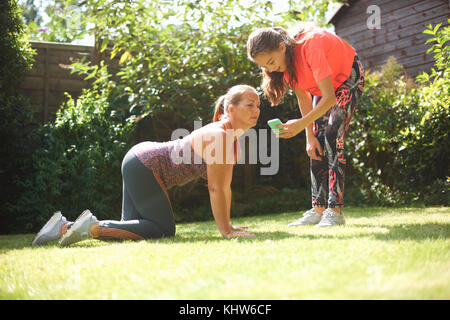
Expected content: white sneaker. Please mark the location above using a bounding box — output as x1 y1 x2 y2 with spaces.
58 210 98 247
288 209 322 226
32 211 68 246
315 208 345 228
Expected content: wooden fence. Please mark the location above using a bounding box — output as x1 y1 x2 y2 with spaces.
18 41 95 122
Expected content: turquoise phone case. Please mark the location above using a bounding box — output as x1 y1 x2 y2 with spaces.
267 118 284 135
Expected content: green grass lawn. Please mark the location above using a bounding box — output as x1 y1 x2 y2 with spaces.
1 207 449 300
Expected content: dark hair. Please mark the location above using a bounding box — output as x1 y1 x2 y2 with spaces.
247 24 315 106
213 85 257 122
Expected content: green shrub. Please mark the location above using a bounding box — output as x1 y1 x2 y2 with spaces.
173 186 312 223
0 0 37 234
346 21 449 206
14 64 136 232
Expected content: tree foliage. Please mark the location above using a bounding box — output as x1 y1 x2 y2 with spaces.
0 0 37 233
23 0 90 43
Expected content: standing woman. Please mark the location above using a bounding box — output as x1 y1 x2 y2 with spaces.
247 25 365 227
32 84 259 247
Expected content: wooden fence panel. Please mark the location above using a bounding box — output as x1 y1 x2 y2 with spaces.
18 41 95 122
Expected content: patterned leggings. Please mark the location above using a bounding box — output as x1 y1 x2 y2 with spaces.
311 55 365 208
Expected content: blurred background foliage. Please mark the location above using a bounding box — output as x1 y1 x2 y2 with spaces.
1 0 448 233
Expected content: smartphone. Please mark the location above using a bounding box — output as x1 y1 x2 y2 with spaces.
267 118 285 136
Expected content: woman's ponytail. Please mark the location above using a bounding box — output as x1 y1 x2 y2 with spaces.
213 95 226 122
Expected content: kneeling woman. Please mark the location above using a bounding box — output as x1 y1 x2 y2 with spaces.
32 85 260 247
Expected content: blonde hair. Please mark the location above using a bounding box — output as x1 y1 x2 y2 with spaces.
213 85 257 122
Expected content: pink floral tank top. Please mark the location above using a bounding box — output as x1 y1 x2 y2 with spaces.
131 135 207 191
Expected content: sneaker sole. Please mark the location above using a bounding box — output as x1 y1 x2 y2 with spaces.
58 210 92 247
315 221 346 228
32 211 62 246
288 221 320 227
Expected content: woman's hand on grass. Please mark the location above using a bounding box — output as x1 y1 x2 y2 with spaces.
231 225 248 230
225 231 254 238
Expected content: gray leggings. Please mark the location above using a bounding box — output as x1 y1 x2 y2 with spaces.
98 150 176 239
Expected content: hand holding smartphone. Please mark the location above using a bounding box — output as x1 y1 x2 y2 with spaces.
267 118 285 137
